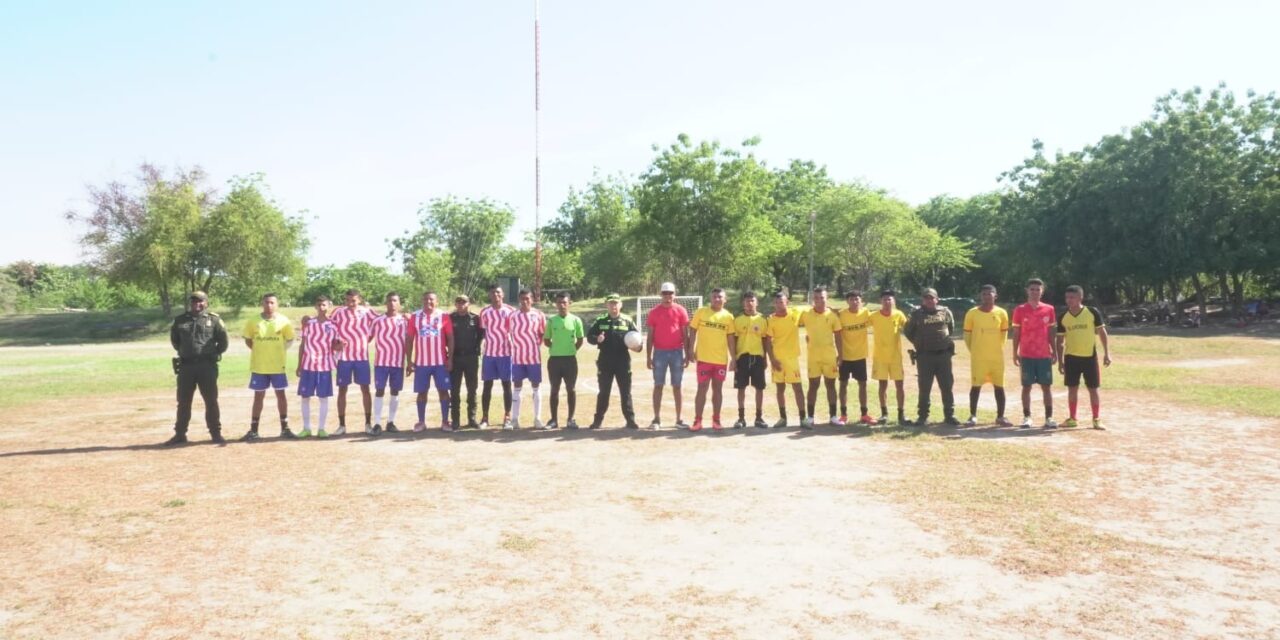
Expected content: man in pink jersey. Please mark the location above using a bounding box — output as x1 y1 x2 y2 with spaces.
509 289 547 430
329 288 376 435
297 295 340 438
405 292 455 431
645 281 691 430
478 283 516 429
369 291 409 435
1011 278 1058 429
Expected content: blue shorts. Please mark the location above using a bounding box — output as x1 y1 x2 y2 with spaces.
652 349 685 386
1020 358 1054 387
414 365 452 394
336 360 371 386
482 355 511 382
298 370 334 398
374 365 404 393
511 363 542 385
248 373 288 391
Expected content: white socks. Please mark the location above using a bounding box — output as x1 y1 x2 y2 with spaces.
373 396 384 425
301 397 312 431
388 396 399 422
317 397 329 432
511 387 522 424
531 386 542 422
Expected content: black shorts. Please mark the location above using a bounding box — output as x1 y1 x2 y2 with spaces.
839 359 867 382
1063 354 1100 389
733 355 766 390
547 356 578 386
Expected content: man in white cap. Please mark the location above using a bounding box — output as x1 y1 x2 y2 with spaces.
645 281 690 429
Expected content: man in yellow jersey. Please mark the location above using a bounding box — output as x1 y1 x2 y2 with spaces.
240 292 297 440
800 286 843 429
869 289 910 426
963 285 1013 427
732 291 769 429
688 288 736 432
764 291 806 428
1055 285 1112 430
837 290 874 426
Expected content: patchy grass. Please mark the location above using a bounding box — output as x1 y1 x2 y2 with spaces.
498 532 540 554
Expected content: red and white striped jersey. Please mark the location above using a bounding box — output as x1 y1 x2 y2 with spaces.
300 317 338 371
479 304 515 358
509 309 546 365
408 309 453 367
329 306 376 362
370 312 409 368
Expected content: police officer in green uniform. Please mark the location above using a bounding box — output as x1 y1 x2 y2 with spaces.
903 287 960 426
166 291 230 445
586 294 640 429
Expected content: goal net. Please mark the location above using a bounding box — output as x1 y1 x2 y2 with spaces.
635 296 703 333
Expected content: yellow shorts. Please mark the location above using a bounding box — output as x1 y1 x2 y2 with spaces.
771 358 802 384
807 353 839 379
971 359 1005 387
872 357 904 381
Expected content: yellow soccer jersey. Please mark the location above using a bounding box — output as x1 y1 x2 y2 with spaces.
691 306 735 365
838 308 872 361
766 307 803 362
800 307 842 359
1057 306 1106 358
244 314 294 374
734 313 768 357
870 308 908 361
964 306 1009 361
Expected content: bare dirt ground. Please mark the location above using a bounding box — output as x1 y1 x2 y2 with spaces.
2 344 1279 638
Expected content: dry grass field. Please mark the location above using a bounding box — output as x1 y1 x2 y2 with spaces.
2 321 1279 638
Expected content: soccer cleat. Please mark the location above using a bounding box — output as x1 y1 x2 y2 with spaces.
965 415 978 427
943 416 961 426
466 421 479 429
712 422 724 432
384 422 399 433
370 424 382 435
675 419 689 430
829 416 840 427
316 429 329 438
412 423 426 433
733 418 747 429
772 418 788 429
239 430 260 442
1043 418 1057 429
297 429 313 438
365 424 376 435
280 428 297 439
331 425 346 437
649 418 662 430
511 418 522 430
532 419 545 430
210 433 226 445
995 417 1014 427
898 415 912 427
690 420 703 432
163 434 188 446
566 419 579 430
503 418 515 430
860 415 877 426
545 420 558 430
1092 418 1106 430
878 414 889 425
800 417 814 430
836 415 848 426
1019 417 1033 429
477 420 489 430
442 421 453 432
754 417 770 429
1061 418 1078 429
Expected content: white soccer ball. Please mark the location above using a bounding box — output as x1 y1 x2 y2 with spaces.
624 331 643 351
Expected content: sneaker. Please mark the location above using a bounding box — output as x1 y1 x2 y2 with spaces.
163 434 188 446
712 421 724 431
566 419 579 430
239 430 260 442
534 419 547 430
413 423 426 433
625 421 641 429
800 417 814 430
675 419 689 430
649 419 662 430
477 420 490 430
878 414 889 425
829 416 840 426
1092 418 1106 430
733 418 747 429
331 425 346 436
1061 418 1078 429
772 418 788 429
1043 418 1057 429
503 418 515 430
210 433 226 445
442 422 453 432
965 415 978 427
370 424 382 435
835 415 848 426
385 422 399 433
859 415 876 426
280 428 297 439
365 424 377 435
545 420 558 430
1019 417 1033 429
995 417 1014 427
297 429 313 438
511 418 521 430
316 429 329 438
690 420 703 432
754 418 769 429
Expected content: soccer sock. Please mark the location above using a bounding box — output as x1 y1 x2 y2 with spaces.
994 388 1006 417
532 387 542 422
417 399 426 424
511 388 522 423
807 402 815 417
388 396 399 422
279 414 288 428
338 413 345 427
373 396 384 425
301 398 312 432
1023 405 1031 417
317 398 329 432
1069 399 1078 420
881 404 888 416
969 388 980 416
482 381 493 420
567 389 576 420
1091 400 1100 419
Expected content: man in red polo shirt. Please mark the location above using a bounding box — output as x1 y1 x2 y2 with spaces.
645 282 690 430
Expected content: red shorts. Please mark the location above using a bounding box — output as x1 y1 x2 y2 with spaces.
696 361 727 384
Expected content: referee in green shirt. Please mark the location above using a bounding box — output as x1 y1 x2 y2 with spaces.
543 291 585 429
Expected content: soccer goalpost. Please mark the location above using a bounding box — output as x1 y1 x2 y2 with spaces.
635 296 703 333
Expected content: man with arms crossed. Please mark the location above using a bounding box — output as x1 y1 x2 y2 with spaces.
963 285 1013 426
732 291 769 429
838 290 876 426
370 291 408 434
869 290 910 426
1011 278 1058 429
646 281 690 430
689 288 736 432
544 291 584 429
330 288 376 435
241 292 296 441
764 291 806 428
449 295 484 429
1056 285 1112 430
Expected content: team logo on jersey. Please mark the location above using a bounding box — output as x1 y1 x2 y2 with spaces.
418 313 440 337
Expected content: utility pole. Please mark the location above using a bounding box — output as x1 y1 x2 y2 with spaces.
807 210 816 303
533 0 543 302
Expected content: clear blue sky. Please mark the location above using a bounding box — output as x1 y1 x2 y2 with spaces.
2 0 1276 269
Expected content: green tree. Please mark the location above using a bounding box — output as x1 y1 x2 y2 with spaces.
547 174 653 296
390 197 515 299
201 175 309 306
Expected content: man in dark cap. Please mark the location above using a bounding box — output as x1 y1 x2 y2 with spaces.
166 291 229 444
903 287 960 426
